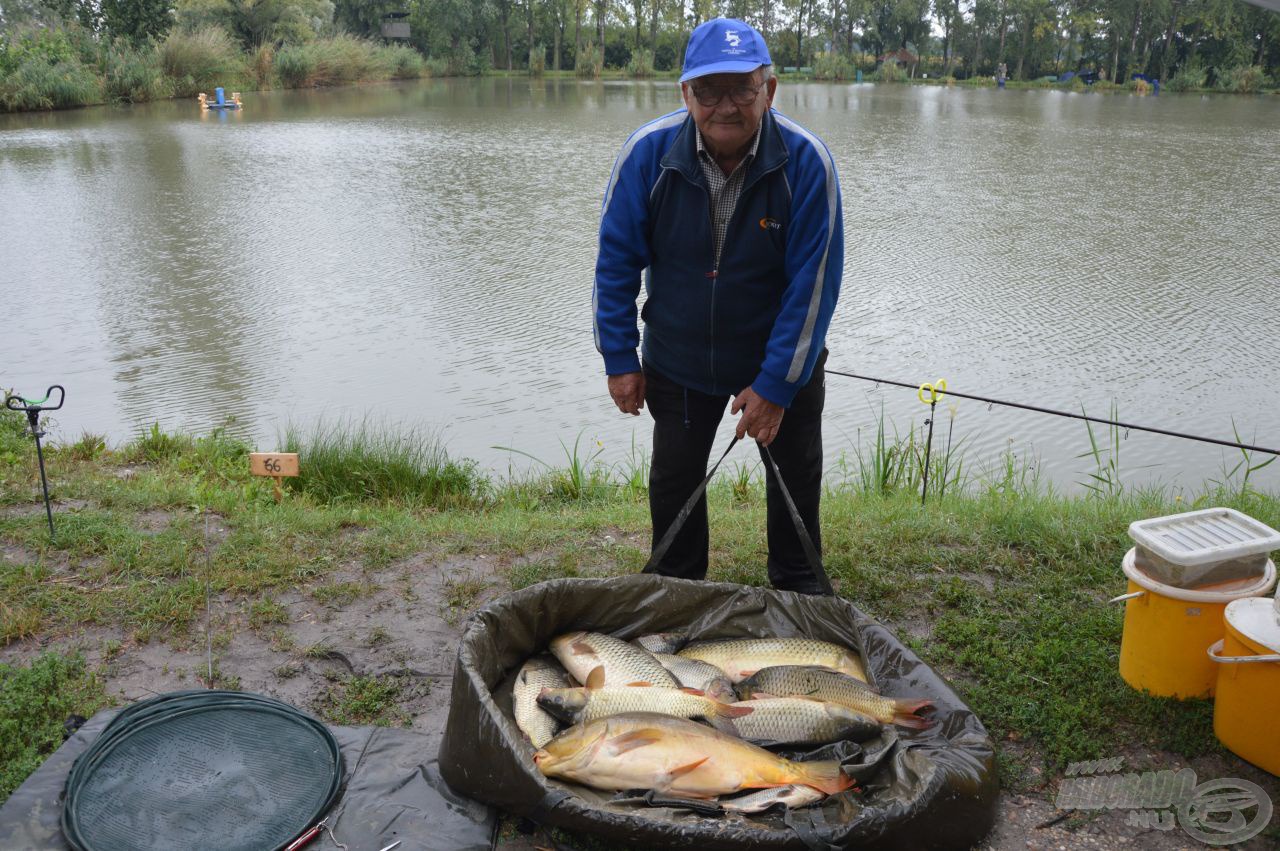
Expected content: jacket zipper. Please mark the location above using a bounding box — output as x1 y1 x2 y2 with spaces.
706 185 718 389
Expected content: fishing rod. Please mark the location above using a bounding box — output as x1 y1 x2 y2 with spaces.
827 369 1280 458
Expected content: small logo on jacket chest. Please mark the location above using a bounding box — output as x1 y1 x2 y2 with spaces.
759 217 782 231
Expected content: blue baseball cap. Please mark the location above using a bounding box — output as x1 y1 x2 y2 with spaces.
679 18 771 83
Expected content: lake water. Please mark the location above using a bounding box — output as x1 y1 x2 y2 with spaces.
2 79 1278 494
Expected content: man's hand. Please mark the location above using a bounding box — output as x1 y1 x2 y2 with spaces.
732 386 784 446
608 372 646 415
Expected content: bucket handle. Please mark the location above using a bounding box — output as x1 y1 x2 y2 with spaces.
1109 590 1145 603
1207 638 1280 665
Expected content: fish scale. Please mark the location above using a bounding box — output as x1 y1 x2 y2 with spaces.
534 712 855 798
725 697 881 746
550 631 678 688
537 683 749 731
739 666 932 727
652 653 738 704
719 784 826 813
677 637 868 684
513 656 571 748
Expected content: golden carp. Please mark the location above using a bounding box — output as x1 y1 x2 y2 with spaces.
653 653 738 704
513 655 571 748
535 666 751 730
722 697 881 746
678 637 868 684
738 666 932 728
550 631 678 689
719 784 826 813
534 712 855 798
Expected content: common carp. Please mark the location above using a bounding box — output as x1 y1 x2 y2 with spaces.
536 666 751 730
719 784 826 813
550 631 678 689
632 632 688 654
738 666 932 728
653 653 738 704
513 655 571 748
534 712 855 798
678 638 868 684
722 697 881 746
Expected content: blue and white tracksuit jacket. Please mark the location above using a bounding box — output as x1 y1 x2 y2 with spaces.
592 107 843 407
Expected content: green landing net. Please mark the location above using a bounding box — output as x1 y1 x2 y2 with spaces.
60 690 343 851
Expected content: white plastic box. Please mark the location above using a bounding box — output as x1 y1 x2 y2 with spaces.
1128 508 1280 590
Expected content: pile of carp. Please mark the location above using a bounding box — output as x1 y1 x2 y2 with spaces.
514 630 933 813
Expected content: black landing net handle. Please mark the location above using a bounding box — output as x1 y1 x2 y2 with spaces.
5 385 65 540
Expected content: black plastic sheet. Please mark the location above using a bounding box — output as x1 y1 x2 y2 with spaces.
0 709 496 851
440 575 998 850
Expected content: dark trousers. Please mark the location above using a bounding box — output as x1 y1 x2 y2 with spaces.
644 350 827 593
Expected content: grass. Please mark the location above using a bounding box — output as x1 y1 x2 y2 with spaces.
0 652 109 800
314 673 419 726
158 26 247 98
1 408 1278 805
284 419 482 506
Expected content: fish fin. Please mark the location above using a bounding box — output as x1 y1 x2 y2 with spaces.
570 640 596 656
626 681 653 687
608 729 663 755
654 757 709 792
679 687 705 695
892 699 935 729
585 666 605 690
716 702 754 718
749 691 780 700
794 760 855 796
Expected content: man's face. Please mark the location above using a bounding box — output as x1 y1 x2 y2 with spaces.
681 69 777 158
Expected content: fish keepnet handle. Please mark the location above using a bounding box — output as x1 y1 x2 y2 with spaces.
642 436 835 596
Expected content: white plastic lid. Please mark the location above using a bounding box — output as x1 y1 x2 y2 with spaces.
1128 508 1280 566
1225 597 1280 655
1122 548 1276 603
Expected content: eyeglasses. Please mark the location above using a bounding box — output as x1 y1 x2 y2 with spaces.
689 81 765 108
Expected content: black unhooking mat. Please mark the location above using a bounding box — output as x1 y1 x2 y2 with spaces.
440 574 999 850
0 709 496 851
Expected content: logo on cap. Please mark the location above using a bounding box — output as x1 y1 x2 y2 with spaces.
725 31 741 48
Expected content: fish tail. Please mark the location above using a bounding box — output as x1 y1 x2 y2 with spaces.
892 698 935 729
792 760 855 795
715 701 754 719
705 715 741 735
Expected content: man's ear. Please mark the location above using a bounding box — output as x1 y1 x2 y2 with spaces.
680 81 692 109
765 76 778 106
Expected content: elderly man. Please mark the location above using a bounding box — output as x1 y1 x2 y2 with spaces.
593 18 843 594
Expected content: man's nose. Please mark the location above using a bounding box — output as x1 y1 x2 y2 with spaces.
713 96 739 116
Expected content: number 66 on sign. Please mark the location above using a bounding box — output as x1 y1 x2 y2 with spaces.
250 452 299 501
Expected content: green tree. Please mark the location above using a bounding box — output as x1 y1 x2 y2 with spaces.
175 0 336 48
333 0 403 38
101 0 174 43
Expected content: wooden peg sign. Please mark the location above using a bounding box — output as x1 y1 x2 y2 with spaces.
250 452 299 501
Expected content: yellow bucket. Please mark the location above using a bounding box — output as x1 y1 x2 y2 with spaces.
1116 548 1275 699
1210 597 1280 775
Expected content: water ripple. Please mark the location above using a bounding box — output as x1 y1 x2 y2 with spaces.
1 81 1277 489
